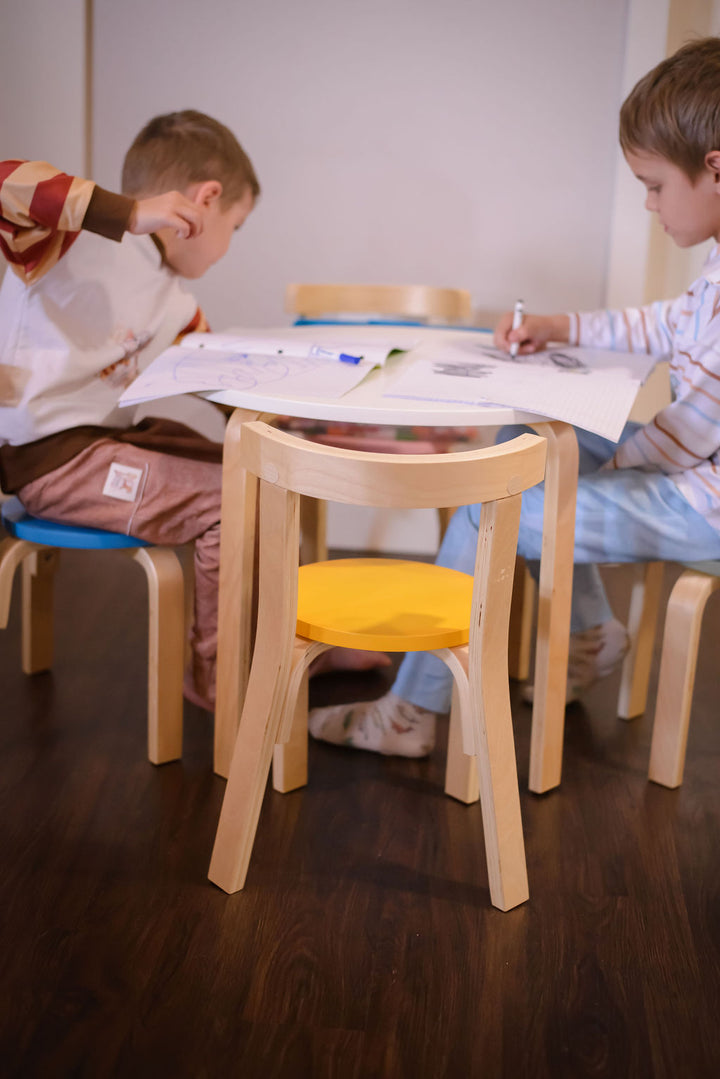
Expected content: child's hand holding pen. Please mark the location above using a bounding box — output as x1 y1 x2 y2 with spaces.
494 308 571 354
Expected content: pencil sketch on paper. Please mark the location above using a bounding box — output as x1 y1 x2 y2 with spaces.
168 352 320 392
118 344 373 407
471 344 589 371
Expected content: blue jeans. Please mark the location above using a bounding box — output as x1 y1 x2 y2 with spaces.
393 424 720 713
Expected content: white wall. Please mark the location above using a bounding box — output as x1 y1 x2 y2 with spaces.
91 0 629 333
90 0 632 552
9 0 719 552
0 0 87 290
0 0 86 173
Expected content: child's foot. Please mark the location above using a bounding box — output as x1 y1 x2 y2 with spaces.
522 618 630 704
309 691 436 757
309 647 392 676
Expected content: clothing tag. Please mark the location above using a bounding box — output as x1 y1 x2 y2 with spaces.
102 461 144 502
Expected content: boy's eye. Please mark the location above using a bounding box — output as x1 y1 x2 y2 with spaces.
647 185 661 194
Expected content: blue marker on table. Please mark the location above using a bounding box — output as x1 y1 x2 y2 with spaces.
338 352 362 364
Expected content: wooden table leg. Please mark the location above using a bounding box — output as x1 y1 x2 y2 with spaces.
526 421 578 793
214 408 263 778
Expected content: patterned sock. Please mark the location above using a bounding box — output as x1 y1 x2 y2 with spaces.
308 691 437 757
522 618 630 704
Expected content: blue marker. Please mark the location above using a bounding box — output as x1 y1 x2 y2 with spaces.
338 352 362 364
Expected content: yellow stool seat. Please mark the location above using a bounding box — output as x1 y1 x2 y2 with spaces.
297 558 474 651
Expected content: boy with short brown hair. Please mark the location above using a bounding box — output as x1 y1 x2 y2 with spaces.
0 110 259 711
310 36 720 756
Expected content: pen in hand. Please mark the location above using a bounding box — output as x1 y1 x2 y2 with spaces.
509 299 525 359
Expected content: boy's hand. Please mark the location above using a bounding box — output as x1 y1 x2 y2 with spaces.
128 192 203 239
494 312 570 354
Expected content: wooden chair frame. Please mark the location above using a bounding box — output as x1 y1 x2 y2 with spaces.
209 421 547 911
617 560 720 788
286 282 475 566
286 282 473 323
0 533 185 765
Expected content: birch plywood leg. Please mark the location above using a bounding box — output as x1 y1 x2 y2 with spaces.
133 546 185 765
649 571 720 788
214 408 263 778
508 558 535 682
526 421 578 794
470 496 528 911
21 547 59 674
299 497 327 564
0 539 46 631
444 671 480 805
210 479 300 893
272 642 317 793
272 683 309 792
209 651 292 892
618 561 664 720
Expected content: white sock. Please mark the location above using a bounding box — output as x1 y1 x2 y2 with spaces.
308 691 436 758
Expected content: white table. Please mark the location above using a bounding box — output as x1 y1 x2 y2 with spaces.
206 326 579 794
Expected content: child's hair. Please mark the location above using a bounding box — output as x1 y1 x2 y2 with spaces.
619 36 720 179
121 110 260 206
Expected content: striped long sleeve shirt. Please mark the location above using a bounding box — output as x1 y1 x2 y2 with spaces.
0 159 131 283
568 246 720 533
0 160 205 491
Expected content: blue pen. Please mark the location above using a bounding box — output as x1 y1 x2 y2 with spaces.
339 352 362 364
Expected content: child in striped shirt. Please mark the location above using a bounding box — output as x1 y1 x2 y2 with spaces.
310 35 720 758
0 111 259 713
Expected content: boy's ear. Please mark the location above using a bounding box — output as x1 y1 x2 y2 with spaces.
705 151 720 184
188 179 223 207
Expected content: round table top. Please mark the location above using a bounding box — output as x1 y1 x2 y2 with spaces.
203 324 551 428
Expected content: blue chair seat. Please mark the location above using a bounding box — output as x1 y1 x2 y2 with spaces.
1 496 150 550
0 495 183 765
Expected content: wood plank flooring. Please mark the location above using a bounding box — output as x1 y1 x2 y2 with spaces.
0 549 718 1077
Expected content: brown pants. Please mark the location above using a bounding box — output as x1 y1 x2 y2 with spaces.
18 425 223 709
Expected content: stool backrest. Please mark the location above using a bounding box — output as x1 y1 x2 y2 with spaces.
286 283 473 323
238 421 546 510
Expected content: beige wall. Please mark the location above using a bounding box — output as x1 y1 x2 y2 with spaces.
0 0 87 173
4 0 720 550
90 0 629 333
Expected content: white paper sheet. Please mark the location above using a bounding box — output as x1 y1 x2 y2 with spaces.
118 344 375 407
384 341 657 441
182 331 396 368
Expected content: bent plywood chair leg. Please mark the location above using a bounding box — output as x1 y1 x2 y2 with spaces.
215 408 263 778
508 558 535 682
617 561 664 720
21 547 59 674
526 420 578 794
440 648 479 805
0 537 42 629
133 547 185 765
649 571 720 789
437 505 456 542
272 639 327 794
470 497 529 911
299 496 328 564
209 640 295 893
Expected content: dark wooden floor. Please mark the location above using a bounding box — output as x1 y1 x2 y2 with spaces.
0 549 719 1078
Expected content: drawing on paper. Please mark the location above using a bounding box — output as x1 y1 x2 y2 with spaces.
167 352 322 392
471 345 588 371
